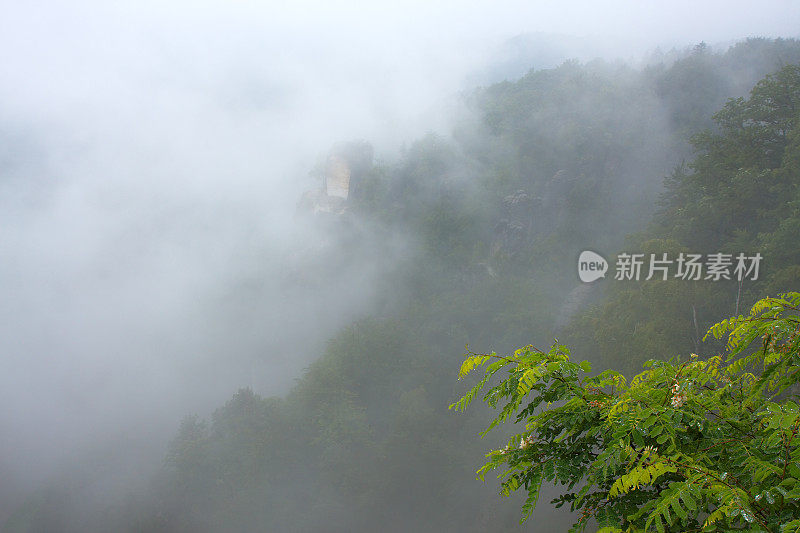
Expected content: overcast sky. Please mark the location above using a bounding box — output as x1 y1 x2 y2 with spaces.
1 0 799 519
3 1 800 149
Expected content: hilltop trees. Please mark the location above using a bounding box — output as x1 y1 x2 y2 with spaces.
658 64 800 252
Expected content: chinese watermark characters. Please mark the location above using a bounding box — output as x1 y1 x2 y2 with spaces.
578 251 763 283
613 252 761 281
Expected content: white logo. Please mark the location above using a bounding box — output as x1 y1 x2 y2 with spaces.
578 251 608 283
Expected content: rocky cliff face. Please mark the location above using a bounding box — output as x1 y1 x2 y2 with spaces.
297 142 373 217
489 169 583 259
297 152 353 217
490 189 539 258
325 154 351 200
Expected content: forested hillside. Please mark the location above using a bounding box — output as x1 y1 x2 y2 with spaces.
6 38 800 533
564 61 800 375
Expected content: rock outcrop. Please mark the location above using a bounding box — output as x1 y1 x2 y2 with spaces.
490 189 540 258
297 142 372 217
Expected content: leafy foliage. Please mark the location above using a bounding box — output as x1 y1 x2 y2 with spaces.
453 293 800 531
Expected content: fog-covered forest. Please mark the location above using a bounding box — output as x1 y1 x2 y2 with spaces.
2 3 800 532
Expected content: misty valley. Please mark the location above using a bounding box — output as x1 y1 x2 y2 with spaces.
2 7 800 533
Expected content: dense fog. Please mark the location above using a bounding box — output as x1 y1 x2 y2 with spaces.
2 1 800 531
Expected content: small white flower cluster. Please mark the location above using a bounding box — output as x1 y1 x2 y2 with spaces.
670 381 687 408
499 435 536 455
